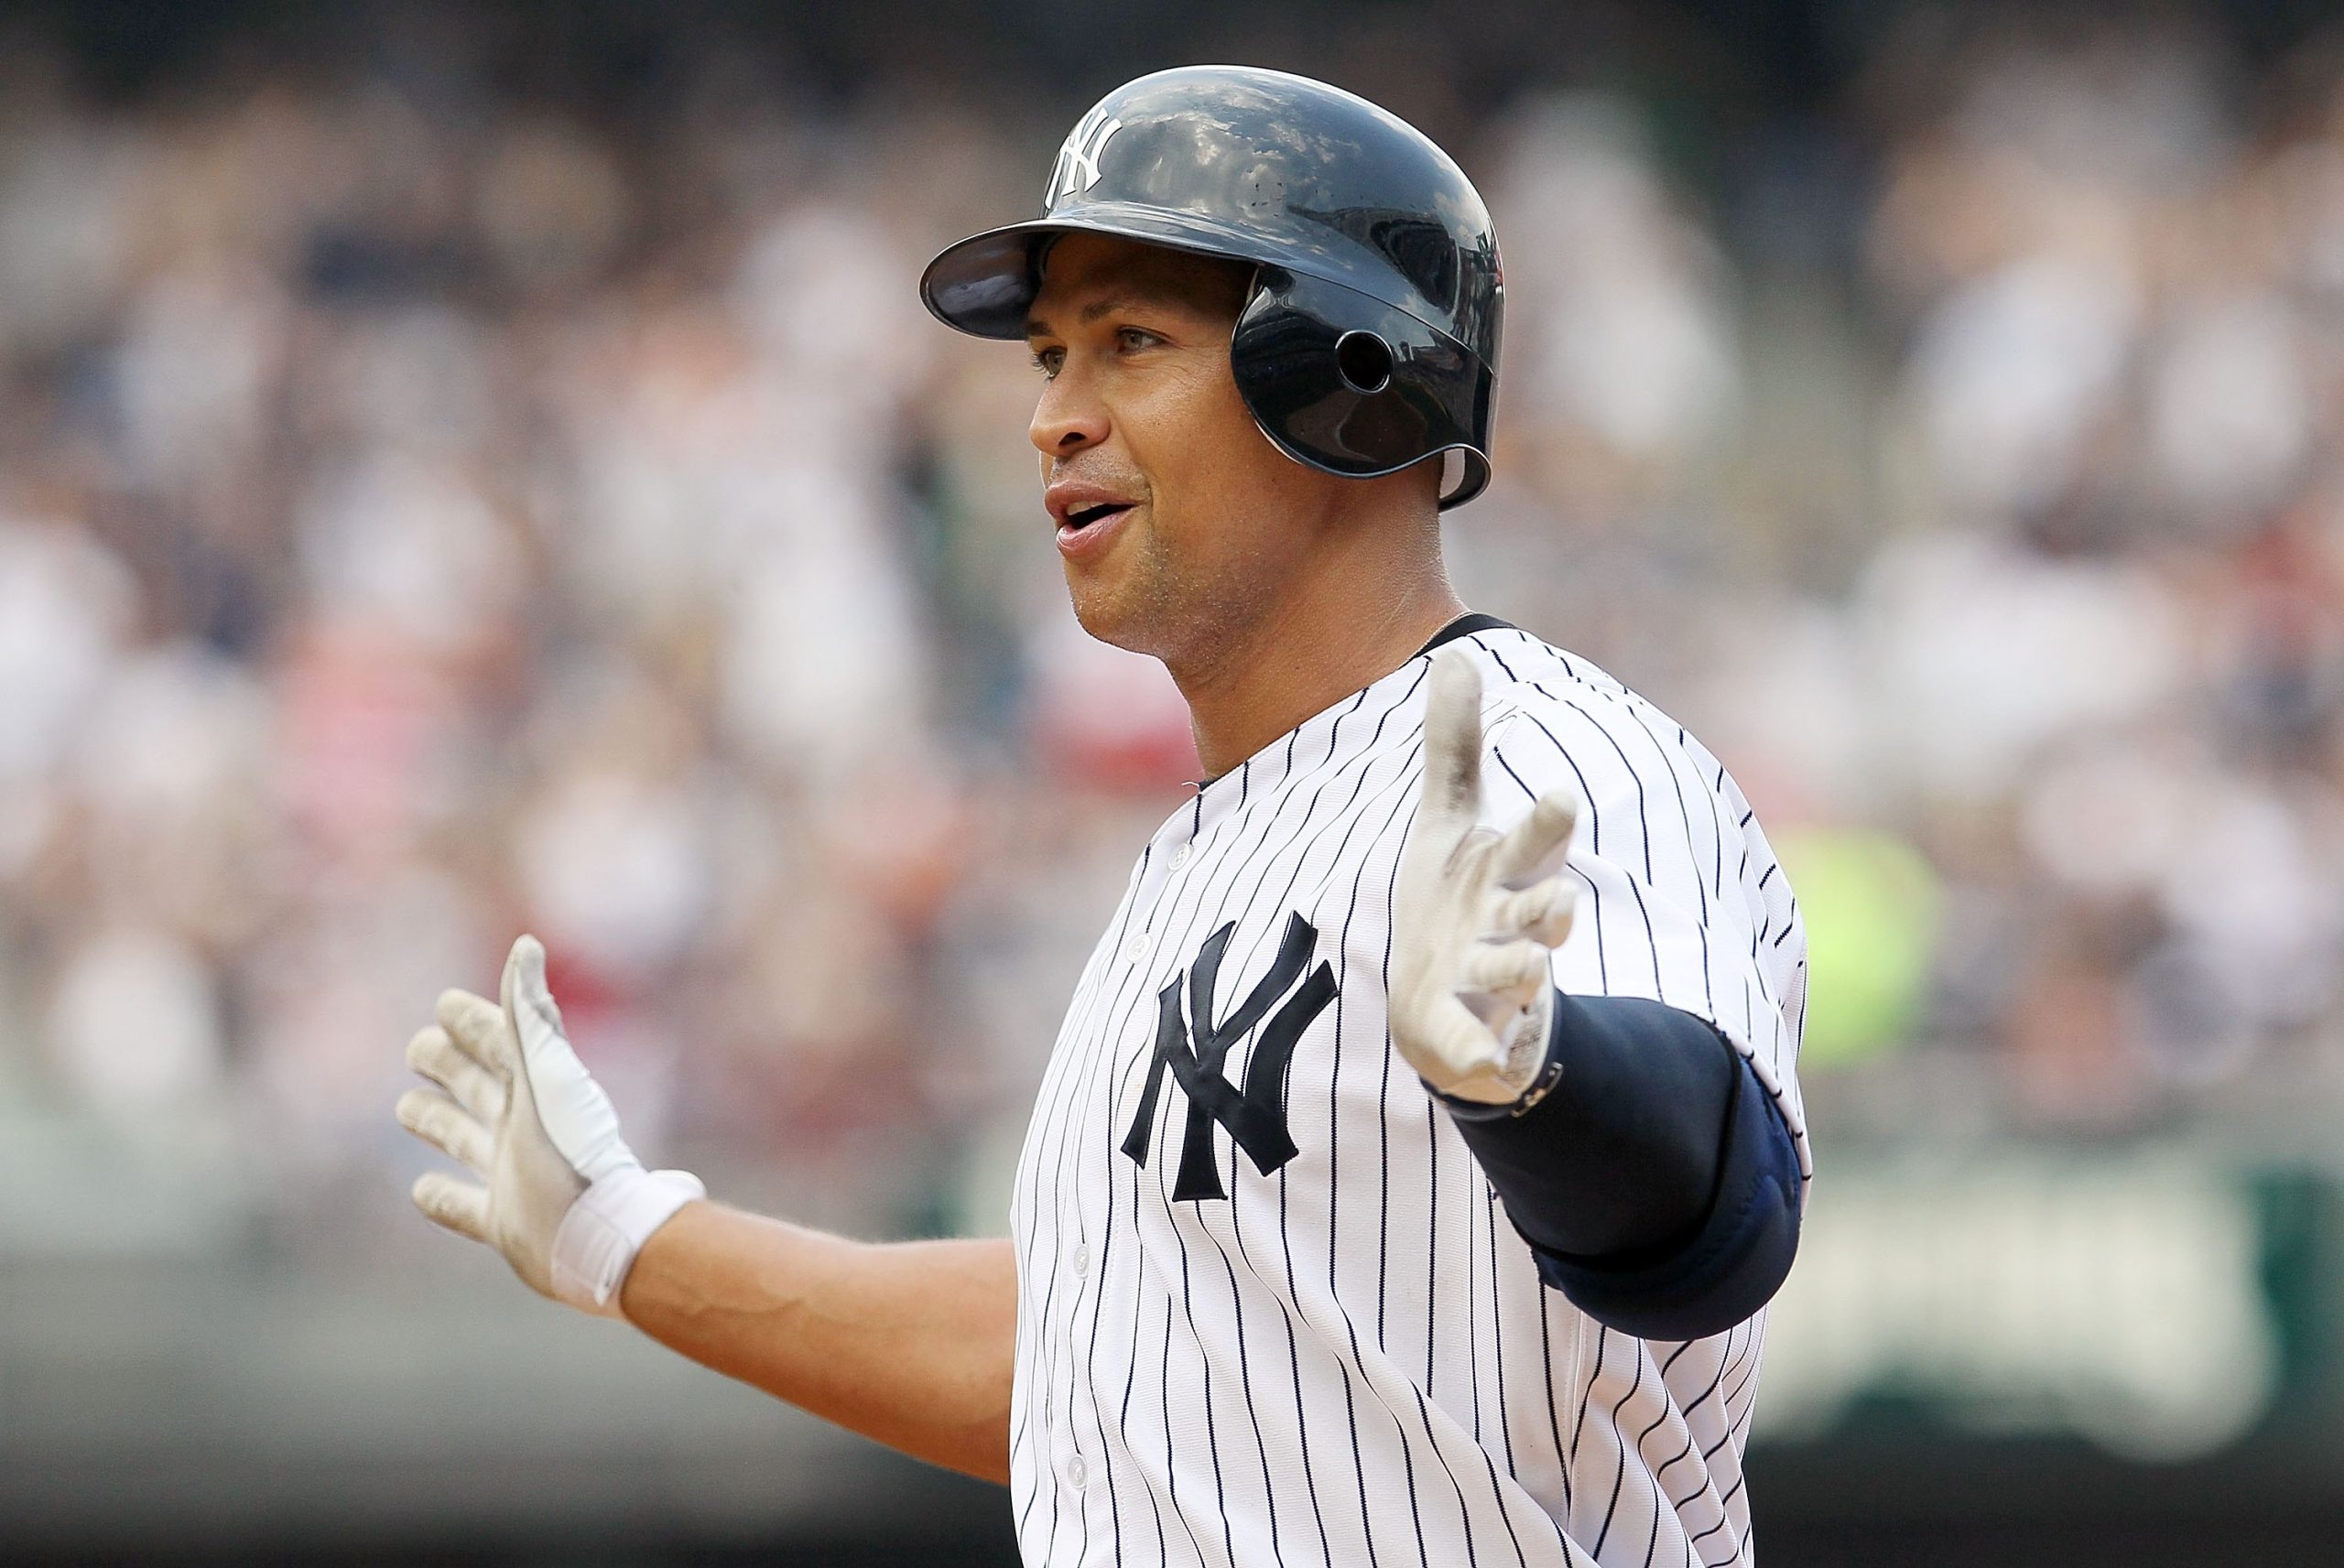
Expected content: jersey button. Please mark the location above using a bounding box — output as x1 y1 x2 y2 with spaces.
1066 1454 1088 1489
1071 1242 1090 1278
1123 931 1150 966
1170 841 1192 870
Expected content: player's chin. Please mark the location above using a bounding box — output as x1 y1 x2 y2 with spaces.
1059 528 1140 617
1064 580 1143 649
1065 566 1181 658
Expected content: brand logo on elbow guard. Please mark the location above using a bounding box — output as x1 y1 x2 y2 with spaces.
1121 913 1337 1202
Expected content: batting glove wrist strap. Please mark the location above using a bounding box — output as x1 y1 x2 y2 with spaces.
1437 988 1567 1120
551 1166 705 1317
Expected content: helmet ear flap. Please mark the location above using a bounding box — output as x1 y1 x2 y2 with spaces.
1230 270 1493 509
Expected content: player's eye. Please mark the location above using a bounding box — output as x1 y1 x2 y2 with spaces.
1116 327 1161 352
1030 346 1065 378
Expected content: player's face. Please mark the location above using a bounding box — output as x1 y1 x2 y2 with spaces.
1024 233 1349 668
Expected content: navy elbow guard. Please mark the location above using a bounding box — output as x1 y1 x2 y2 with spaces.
1528 1056 1803 1341
1440 994 1804 1341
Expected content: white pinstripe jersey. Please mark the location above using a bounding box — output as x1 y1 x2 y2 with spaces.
1009 624 1810 1568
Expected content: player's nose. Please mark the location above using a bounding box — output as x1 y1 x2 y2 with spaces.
1029 365 1110 458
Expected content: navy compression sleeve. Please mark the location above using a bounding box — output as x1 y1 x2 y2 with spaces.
1438 992 1803 1341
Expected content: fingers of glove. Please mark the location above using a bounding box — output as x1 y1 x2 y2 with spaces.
1460 938 1553 1003
406 1025 507 1123
1489 790 1579 891
1489 877 1576 947
396 1086 495 1175
437 986 516 1082
410 1170 493 1244
1417 649 1486 839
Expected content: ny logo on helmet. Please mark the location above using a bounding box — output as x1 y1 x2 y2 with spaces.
1047 109 1122 206
1121 913 1337 1202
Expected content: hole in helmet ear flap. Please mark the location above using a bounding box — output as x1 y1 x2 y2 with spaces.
1334 330 1394 395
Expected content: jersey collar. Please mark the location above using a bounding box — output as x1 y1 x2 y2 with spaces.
1414 611 1514 658
1186 611 1519 801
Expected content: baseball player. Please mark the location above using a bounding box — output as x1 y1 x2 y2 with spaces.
396 67 1807 1567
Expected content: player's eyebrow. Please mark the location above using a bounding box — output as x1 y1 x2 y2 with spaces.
1025 293 1143 339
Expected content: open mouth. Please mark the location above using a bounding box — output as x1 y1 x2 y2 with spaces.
1060 502 1134 533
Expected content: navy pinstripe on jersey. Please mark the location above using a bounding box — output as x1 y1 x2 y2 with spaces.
1008 626 1808 1567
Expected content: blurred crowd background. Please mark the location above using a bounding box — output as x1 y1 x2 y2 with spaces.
5 1 2344 1562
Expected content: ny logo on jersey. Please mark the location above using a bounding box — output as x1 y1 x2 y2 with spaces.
1047 108 1122 206
1121 912 1338 1202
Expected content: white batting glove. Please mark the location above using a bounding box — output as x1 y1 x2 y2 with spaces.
395 935 702 1317
1390 648 1580 1106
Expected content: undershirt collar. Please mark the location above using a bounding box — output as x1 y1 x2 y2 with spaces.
1415 611 1515 658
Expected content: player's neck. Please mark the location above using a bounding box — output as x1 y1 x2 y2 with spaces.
1169 546 1466 780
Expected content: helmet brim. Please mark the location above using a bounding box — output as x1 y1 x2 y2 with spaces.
921 204 1324 340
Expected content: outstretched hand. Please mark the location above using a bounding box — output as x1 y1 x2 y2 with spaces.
396 935 701 1316
1389 648 1580 1105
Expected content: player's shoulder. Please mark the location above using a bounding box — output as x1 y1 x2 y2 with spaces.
1448 622 1738 798
1448 623 1659 732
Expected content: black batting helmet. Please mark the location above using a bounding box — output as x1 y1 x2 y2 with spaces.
920 66 1503 509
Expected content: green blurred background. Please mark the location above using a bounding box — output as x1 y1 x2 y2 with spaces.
3 1 2343 1562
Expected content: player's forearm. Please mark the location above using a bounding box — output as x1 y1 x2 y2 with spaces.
619 1202 1017 1483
